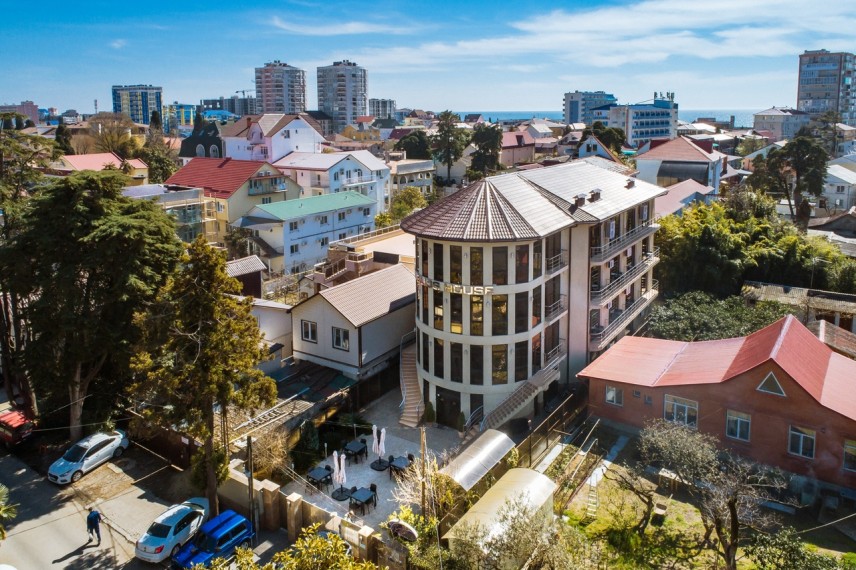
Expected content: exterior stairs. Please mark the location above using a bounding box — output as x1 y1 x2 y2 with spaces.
399 343 422 428
479 363 560 432
584 483 599 522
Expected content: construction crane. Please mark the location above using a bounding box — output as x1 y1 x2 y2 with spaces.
235 89 254 97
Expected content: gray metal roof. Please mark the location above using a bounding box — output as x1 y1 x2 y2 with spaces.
317 264 415 327
439 429 515 491
226 255 267 277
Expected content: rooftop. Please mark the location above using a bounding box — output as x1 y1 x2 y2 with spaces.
219 113 323 138
636 136 722 163
226 255 267 277
253 191 375 221
316 264 415 328
274 150 388 173
656 179 715 218
165 158 274 199
61 152 146 172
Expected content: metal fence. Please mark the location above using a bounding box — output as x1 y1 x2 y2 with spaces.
515 391 587 470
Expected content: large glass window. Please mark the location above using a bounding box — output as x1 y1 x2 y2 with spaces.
470 247 483 286
450 293 463 334
664 395 698 427
726 410 751 442
450 343 463 383
789 426 815 459
845 440 856 472
492 345 507 385
492 294 508 335
421 285 429 324
605 385 623 406
533 240 542 278
433 243 444 281
332 327 350 351
514 341 528 382
515 292 529 334
433 290 444 330
421 239 428 276
493 246 508 285
433 338 444 378
532 286 541 327
531 333 542 373
515 245 529 283
421 332 429 372
470 345 483 385
450 246 462 284
470 295 483 336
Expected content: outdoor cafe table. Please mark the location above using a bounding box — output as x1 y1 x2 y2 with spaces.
344 440 367 462
389 456 411 479
349 487 374 516
307 466 332 491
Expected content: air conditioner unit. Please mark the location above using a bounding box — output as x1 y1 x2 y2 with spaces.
347 209 352 214
302 240 308 246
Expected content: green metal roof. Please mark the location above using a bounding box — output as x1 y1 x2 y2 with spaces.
256 191 375 220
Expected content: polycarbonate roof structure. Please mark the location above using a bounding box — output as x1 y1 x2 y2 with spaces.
439 429 515 492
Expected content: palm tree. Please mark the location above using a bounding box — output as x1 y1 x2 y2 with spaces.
0 483 18 540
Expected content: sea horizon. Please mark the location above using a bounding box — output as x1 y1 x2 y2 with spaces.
456 108 760 129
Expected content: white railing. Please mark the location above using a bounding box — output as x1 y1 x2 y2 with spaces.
545 294 568 322
590 248 659 305
590 220 658 262
545 250 568 273
590 283 658 349
342 175 376 186
399 329 417 410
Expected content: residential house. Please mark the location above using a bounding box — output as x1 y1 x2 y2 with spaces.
387 151 435 202
341 116 380 141
500 131 536 166
291 264 415 380
752 107 810 142
54 152 149 185
741 140 787 171
743 281 856 333
833 123 856 157
178 122 224 164
808 207 856 259
525 123 554 140
400 160 665 430
122 184 215 243
635 137 726 190
808 319 856 361
372 117 399 141
273 150 390 210
165 157 300 245
232 191 377 274
819 164 856 213
221 114 325 162
226 255 267 298
445 144 476 183
655 179 717 218
464 114 485 125
557 130 585 157
579 315 856 491
305 110 334 138
578 135 621 162
250 297 293 376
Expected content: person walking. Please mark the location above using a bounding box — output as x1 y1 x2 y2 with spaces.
86 507 102 545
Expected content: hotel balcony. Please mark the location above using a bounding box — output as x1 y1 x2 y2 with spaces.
545 250 568 274
589 281 658 351
342 175 376 187
544 294 568 322
590 248 659 305
590 220 659 264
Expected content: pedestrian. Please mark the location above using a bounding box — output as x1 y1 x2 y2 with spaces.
86 507 102 545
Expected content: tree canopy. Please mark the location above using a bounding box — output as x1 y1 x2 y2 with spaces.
0 171 183 438
0 483 16 540
394 130 431 160
88 112 139 159
432 111 470 181
581 121 627 154
470 123 502 175
131 236 276 513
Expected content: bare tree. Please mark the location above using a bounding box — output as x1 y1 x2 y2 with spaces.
391 451 463 520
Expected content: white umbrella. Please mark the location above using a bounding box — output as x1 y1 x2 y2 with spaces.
379 427 386 459
372 424 380 457
332 450 340 484
339 451 347 487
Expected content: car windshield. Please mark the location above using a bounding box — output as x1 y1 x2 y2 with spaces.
63 444 87 462
146 522 171 538
195 532 217 552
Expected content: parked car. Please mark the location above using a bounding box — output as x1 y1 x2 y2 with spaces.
135 498 210 563
0 409 34 449
47 430 129 484
171 510 254 569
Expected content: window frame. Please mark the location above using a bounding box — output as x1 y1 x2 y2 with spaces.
725 410 751 442
332 327 350 351
844 440 856 472
301 320 317 343
605 385 623 407
664 394 698 428
788 425 816 459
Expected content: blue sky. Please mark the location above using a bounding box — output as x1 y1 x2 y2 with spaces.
3 0 855 115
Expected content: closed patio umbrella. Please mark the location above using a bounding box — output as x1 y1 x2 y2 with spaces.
371 425 389 470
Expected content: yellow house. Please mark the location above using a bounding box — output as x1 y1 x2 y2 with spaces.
341 116 381 142
165 157 301 245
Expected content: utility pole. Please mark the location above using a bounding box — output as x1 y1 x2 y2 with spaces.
247 435 255 544
420 427 427 515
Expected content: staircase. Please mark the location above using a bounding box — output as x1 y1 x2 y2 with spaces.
399 343 422 428
479 364 560 432
584 483 599 522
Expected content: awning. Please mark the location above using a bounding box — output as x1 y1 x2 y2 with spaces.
657 161 709 184
439 429 515 491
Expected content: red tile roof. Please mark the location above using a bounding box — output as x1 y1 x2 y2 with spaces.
355 115 375 123
579 315 856 421
636 136 719 163
165 157 273 199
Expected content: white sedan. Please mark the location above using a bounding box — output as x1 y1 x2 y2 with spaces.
47 430 129 484
135 498 210 563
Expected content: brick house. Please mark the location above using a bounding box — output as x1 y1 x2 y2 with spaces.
578 315 856 491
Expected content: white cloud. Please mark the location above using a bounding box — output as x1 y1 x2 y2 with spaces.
270 15 406 36
110 39 126 49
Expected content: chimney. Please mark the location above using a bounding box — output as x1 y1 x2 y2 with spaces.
588 188 601 202
575 193 587 208
625 179 635 188
246 116 252 128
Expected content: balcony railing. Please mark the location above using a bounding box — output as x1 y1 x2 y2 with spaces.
590 281 658 350
590 220 658 263
544 340 567 369
544 294 568 322
590 248 660 305
342 175 376 186
545 250 568 274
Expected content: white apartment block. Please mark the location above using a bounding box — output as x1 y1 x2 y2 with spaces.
753 107 810 142
607 95 679 148
369 98 396 119
563 90 617 126
255 61 306 114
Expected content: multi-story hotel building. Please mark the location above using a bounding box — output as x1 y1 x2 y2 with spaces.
317 60 368 134
798 49 856 126
112 85 163 125
255 61 307 114
400 161 665 430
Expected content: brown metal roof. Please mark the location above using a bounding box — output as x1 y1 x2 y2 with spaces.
317 264 415 327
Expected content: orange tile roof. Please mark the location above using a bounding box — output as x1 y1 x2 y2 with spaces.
165 157 273 199
636 136 719 163
62 152 147 171
578 316 856 420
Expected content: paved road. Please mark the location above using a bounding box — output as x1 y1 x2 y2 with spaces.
0 452 148 569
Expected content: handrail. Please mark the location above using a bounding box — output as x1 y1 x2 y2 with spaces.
544 294 567 322
545 250 568 274
399 328 417 410
464 406 484 433
590 248 659 304
329 224 402 249
590 284 658 347
590 220 658 262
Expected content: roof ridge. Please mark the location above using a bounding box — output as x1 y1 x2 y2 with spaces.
770 315 793 360
489 178 537 239
653 340 690 385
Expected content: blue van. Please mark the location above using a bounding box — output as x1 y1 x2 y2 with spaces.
171 510 254 568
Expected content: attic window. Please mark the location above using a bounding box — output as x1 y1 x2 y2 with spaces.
757 372 786 397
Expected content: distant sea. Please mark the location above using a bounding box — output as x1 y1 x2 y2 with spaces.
456 109 759 129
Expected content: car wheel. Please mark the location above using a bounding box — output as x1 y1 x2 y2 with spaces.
170 544 181 558
113 447 124 458
239 539 250 549
71 471 83 483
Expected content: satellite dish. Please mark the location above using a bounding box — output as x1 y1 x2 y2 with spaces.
388 519 418 542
